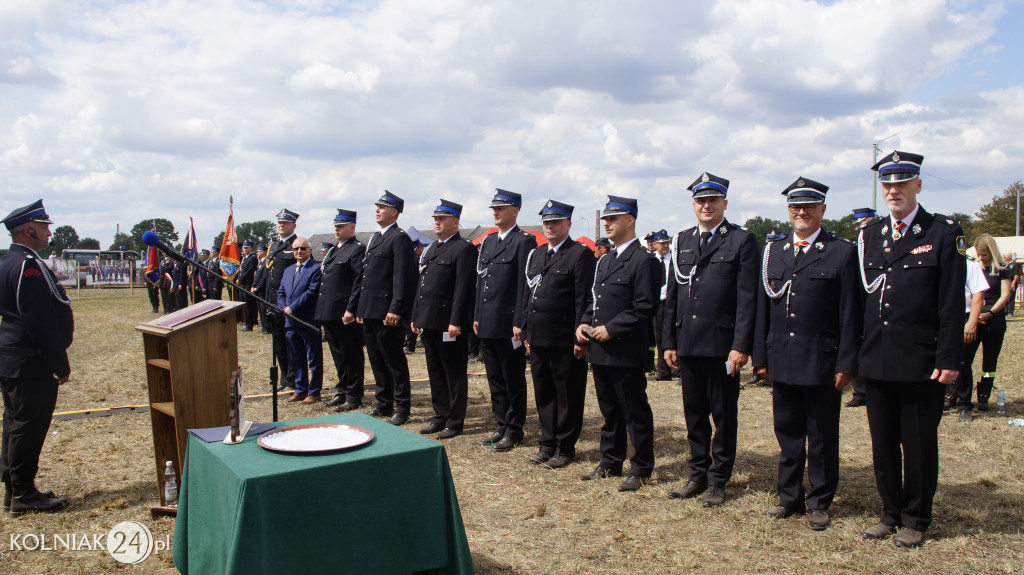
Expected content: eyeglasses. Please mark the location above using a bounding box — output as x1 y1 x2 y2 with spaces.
293 247 310 251
787 205 821 213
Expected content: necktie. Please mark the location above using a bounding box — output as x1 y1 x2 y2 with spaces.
699 231 713 254
894 220 907 241
544 248 554 264
794 240 808 266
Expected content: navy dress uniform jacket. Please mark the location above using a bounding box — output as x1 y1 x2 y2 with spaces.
347 225 417 320
412 234 478 331
753 230 862 384
238 252 258 287
663 220 759 357
314 237 365 322
858 208 966 380
0 245 74 380
474 226 537 338
581 241 662 367
522 240 596 347
265 234 297 293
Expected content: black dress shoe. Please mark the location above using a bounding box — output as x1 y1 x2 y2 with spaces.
667 480 707 499
580 465 622 481
334 401 361 413
845 397 866 408
387 410 410 426
765 504 806 519
9 486 68 517
420 422 444 435
368 404 394 418
275 383 294 392
618 475 648 492
437 428 462 440
491 436 522 453
529 451 554 465
240 326 253 332
702 486 726 507
542 454 574 469
3 482 56 513
479 431 503 446
324 395 346 407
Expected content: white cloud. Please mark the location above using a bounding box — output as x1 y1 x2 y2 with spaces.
0 0 1019 246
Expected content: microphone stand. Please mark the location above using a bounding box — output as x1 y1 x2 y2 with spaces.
151 241 318 422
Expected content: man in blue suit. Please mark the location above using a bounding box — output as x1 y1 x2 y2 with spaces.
753 177 862 531
277 236 323 403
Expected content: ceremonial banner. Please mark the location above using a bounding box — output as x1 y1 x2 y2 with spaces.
218 197 241 283
145 222 160 286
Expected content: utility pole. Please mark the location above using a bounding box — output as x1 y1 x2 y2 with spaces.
872 132 900 212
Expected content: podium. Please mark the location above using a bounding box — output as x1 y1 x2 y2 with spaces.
136 300 245 515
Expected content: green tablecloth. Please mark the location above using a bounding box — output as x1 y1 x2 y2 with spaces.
172 413 474 574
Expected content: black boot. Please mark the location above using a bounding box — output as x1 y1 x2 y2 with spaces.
977 377 994 411
9 483 67 517
3 481 55 513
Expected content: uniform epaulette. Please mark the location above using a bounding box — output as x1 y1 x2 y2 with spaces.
681 226 697 236
837 237 854 244
932 214 958 227
861 217 884 229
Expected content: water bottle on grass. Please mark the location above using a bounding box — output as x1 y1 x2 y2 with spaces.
164 461 178 507
997 389 1006 414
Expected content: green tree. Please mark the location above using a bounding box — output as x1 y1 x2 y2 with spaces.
743 216 791 249
50 225 80 255
76 237 101 249
108 232 134 251
947 212 975 243
236 220 276 250
821 214 857 241
973 181 1023 238
129 218 178 253
212 231 225 250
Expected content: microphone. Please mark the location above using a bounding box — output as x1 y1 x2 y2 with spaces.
142 230 184 262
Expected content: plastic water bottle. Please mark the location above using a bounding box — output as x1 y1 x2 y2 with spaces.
997 389 1007 414
1009 419 1024 428
163 461 178 507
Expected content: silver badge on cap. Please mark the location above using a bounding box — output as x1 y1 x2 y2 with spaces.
892 152 900 163
547 200 553 207
702 172 710 182
797 179 805 187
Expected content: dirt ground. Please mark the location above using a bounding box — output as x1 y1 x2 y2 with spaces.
2 288 1023 574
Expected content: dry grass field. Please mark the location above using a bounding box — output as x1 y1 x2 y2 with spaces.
3 288 1024 574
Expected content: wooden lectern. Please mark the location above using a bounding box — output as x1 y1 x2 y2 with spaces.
136 300 245 516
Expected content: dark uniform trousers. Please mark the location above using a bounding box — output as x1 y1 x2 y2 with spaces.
363 319 411 411
865 379 944 531
772 382 841 510
529 345 587 457
323 320 365 403
653 300 671 378
592 365 655 476
678 357 740 486
422 330 469 430
0 377 59 484
480 338 528 440
146 283 160 311
858 208 965 533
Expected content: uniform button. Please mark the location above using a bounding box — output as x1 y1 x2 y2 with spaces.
692 315 697 319
789 332 795 337
695 278 700 282
693 297 698 301
884 303 890 308
790 313 796 318
792 274 798 278
904 264 909 269
884 321 889 326
887 267 893 272
790 292 796 297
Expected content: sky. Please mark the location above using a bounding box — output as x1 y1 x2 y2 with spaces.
2 0 1023 247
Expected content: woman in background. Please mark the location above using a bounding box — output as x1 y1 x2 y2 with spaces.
961 234 1013 411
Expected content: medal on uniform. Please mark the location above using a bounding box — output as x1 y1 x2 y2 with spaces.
892 229 902 241
881 225 889 236
883 239 890 253
912 224 922 235
814 242 824 251
783 243 790 251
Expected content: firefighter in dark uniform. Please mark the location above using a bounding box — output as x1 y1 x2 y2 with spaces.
159 254 177 313
252 244 270 332
752 177 862 531
315 209 366 411
845 207 877 407
1 200 72 516
663 172 759 507
206 247 224 300
173 253 188 310
522 200 595 469
577 196 662 492
858 151 966 548
411 200 477 439
238 240 258 331
268 209 298 390
475 189 537 453
346 191 417 425
192 249 210 303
